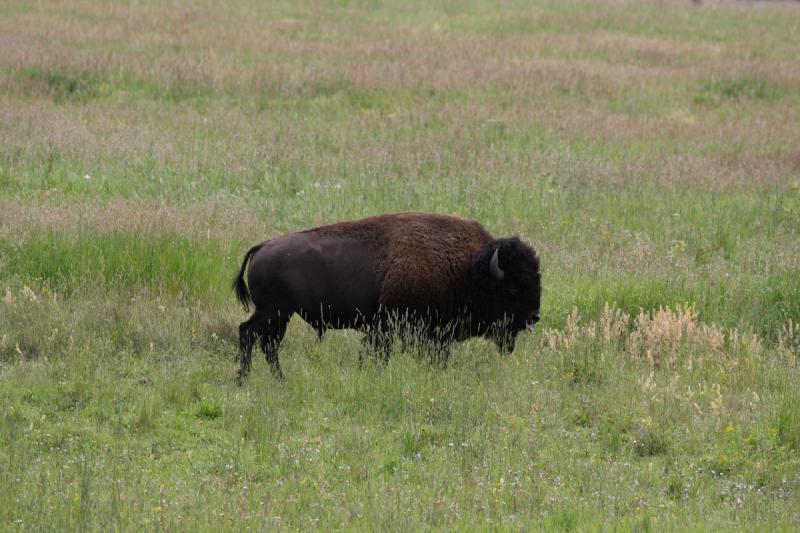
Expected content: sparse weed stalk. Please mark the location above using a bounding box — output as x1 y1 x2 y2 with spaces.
778 319 800 357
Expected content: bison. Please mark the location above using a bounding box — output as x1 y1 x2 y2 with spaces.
232 212 541 382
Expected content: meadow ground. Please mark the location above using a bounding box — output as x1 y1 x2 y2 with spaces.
1 0 800 529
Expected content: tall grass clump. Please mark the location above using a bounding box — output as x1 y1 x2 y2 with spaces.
1 230 231 301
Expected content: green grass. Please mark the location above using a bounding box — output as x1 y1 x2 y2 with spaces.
1 0 800 529
0 231 231 301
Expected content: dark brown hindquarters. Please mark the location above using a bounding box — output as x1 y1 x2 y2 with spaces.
233 242 289 383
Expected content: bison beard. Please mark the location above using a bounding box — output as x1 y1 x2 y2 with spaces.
232 212 541 383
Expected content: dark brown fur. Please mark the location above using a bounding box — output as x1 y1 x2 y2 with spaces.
233 212 540 382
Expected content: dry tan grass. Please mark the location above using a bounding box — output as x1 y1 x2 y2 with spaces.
0 197 264 242
543 302 763 368
1 95 797 194
0 0 798 195
0 2 800 171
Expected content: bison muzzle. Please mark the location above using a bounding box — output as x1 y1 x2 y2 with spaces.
232 212 541 382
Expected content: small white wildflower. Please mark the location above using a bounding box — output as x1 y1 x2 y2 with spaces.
84 174 91 180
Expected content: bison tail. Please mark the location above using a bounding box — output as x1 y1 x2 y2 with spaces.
232 244 262 311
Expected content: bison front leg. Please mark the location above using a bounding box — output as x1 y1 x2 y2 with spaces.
493 330 518 355
428 341 452 367
360 328 392 366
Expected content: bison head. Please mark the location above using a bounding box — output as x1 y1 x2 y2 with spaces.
471 237 541 352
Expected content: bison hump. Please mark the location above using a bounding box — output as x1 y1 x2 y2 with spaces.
378 217 489 315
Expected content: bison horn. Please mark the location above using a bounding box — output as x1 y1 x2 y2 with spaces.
490 248 505 279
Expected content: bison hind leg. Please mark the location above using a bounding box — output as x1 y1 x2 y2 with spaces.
259 320 288 379
236 314 259 385
236 310 288 384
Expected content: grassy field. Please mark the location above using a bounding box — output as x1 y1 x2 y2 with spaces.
1 0 800 529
